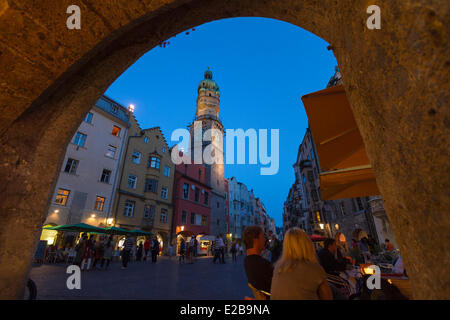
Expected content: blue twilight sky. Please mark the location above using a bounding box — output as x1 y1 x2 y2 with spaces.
105 17 337 228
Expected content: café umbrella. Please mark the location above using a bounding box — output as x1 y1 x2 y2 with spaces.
129 229 153 236
102 226 132 235
43 223 105 233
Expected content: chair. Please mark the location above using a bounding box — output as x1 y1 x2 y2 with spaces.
326 274 352 298
45 251 57 264
248 283 271 300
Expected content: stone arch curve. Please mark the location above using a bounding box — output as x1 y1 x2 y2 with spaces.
0 0 448 299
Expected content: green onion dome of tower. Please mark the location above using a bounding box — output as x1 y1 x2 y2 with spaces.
198 68 220 95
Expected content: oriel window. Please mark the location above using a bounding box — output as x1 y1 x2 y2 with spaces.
149 156 161 169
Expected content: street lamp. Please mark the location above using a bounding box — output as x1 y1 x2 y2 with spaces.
181 225 185 231
129 104 135 112
335 224 339 230
107 218 113 225
319 223 324 230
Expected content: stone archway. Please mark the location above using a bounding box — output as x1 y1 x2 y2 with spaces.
0 0 448 299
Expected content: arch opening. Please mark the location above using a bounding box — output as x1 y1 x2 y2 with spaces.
0 0 448 300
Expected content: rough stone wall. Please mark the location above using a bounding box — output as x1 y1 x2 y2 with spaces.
0 0 448 299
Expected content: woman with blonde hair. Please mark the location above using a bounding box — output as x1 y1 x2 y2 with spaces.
270 228 333 300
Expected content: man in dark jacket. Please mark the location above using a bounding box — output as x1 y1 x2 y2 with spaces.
318 238 348 276
243 226 273 295
151 237 159 263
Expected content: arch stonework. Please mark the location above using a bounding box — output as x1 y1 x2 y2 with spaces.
0 0 448 299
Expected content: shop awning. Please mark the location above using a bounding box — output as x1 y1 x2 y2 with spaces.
319 166 380 200
301 85 380 199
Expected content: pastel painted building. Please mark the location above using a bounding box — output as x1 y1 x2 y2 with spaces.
41 96 130 245
172 163 212 250
112 117 175 253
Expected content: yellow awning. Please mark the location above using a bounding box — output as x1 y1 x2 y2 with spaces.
301 85 380 199
319 166 380 200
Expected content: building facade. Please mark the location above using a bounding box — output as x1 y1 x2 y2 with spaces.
368 196 398 248
227 177 250 240
283 68 381 247
171 163 212 251
41 96 130 245
227 177 275 240
112 115 175 253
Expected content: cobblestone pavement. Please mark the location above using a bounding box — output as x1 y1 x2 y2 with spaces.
29 254 252 300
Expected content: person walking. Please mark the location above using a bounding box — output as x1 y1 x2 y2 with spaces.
193 237 198 258
74 233 88 267
216 234 225 264
81 235 94 271
270 228 333 300
101 237 113 270
231 241 237 263
121 236 134 269
136 242 143 262
144 238 150 261
179 239 186 264
151 237 159 263
92 236 105 270
189 236 196 264
212 239 220 264
169 243 173 259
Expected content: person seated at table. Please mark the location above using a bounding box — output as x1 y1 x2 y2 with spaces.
56 246 66 262
243 225 273 295
270 228 333 300
318 239 348 276
385 239 395 252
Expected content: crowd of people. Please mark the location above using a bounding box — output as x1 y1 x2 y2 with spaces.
178 236 198 264
242 225 404 300
43 233 165 271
